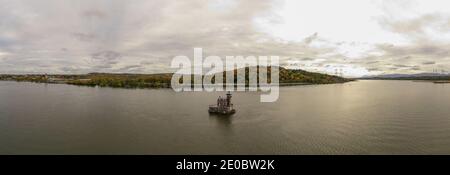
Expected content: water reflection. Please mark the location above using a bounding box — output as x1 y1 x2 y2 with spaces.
209 113 233 131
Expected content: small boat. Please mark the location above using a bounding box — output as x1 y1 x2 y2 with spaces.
209 92 236 115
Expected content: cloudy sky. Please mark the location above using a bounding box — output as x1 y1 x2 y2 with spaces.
0 0 449 77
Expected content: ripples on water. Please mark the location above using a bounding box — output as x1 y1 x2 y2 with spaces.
1 80 450 154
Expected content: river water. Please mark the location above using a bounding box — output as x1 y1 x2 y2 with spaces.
1 80 450 154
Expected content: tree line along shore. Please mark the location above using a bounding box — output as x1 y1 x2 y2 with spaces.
0 67 353 89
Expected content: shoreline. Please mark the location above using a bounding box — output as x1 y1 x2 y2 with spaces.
0 79 353 89
0 68 353 89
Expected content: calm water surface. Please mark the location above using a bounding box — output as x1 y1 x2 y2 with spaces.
1 80 450 154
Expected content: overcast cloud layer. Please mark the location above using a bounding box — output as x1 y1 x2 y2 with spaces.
0 0 449 77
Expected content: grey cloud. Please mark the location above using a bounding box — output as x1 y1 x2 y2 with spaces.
365 61 379 65
301 57 315 61
73 33 96 42
91 51 121 61
393 64 412 68
82 9 107 19
389 67 399 70
378 14 443 38
368 6 450 75
116 65 143 72
93 65 113 69
401 56 411 60
376 43 450 59
84 50 123 72
0 0 449 75
0 0 353 74
411 67 421 70
140 60 154 65
367 68 380 72
422 61 435 65
303 32 318 44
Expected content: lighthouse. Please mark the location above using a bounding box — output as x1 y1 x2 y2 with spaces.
226 91 232 107
208 92 236 115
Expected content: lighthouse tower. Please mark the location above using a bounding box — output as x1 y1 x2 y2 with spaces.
226 91 232 107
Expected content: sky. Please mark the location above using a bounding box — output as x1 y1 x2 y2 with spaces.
0 0 449 77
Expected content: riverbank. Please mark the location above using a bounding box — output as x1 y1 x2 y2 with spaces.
0 67 353 89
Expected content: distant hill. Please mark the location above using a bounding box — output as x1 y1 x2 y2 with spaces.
278 67 351 84
360 73 450 80
0 67 353 88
